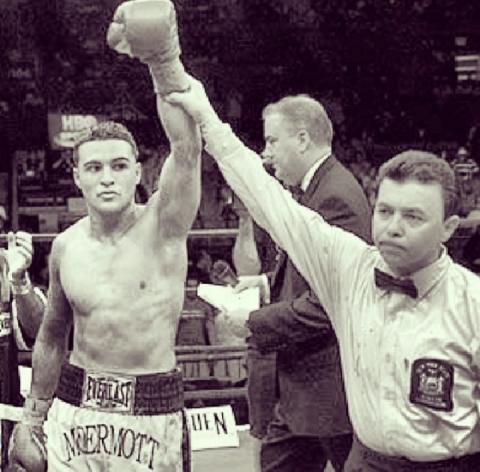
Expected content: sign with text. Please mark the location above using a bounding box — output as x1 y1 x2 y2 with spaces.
48 113 106 149
187 405 239 451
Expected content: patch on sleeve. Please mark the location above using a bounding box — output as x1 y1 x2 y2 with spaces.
409 358 454 412
0 311 12 337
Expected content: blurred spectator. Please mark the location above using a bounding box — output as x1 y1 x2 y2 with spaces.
225 88 243 132
218 185 238 228
468 125 480 167
195 249 214 283
452 147 480 217
463 221 480 273
349 160 377 207
0 207 7 233
177 278 217 346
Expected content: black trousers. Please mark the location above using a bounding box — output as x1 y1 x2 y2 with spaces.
261 416 353 472
247 349 278 439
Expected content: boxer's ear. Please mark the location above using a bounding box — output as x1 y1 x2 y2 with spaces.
73 167 81 190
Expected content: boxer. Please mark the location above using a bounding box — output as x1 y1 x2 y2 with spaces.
8 3 201 471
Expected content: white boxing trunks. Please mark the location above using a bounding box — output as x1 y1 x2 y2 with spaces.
44 362 190 471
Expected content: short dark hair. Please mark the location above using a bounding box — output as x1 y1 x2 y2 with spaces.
377 150 458 218
72 121 138 165
262 95 333 146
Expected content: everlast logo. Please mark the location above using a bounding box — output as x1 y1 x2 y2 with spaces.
82 373 134 413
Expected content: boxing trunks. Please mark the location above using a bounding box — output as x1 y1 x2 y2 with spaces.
45 362 190 471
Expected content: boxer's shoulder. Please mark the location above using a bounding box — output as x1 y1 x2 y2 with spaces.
51 218 87 260
57 216 87 238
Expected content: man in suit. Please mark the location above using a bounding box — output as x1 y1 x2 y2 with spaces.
233 95 371 471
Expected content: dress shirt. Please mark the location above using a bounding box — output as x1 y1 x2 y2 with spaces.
203 122 480 461
300 150 331 192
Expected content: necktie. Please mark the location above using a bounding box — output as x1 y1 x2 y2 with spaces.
270 249 287 302
374 268 418 298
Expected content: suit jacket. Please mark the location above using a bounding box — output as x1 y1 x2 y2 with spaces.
248 155 372 437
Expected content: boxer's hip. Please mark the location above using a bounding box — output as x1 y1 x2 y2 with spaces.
45 362 190 471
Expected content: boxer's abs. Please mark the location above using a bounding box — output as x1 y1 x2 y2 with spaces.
65 271 185 374
70 286 183 373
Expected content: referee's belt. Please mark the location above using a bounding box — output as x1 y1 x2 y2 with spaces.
353 435 480 471
55 362 184 415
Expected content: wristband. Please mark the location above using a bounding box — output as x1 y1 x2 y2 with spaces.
10 272 32 296
22 395 53 426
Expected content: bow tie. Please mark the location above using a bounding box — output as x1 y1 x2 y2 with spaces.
374 268 418 298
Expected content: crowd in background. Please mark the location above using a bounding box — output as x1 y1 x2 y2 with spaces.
1 0 480 289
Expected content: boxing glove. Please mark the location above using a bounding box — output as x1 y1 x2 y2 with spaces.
8 395 51 472
107 0 189 95
8 424 47 472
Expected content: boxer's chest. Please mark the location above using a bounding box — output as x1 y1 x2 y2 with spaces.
60 237 182 314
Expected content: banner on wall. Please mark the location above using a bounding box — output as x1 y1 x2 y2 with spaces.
48 113 106 149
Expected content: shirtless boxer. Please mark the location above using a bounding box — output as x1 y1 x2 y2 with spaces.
8 24 201 472
9 118 200 472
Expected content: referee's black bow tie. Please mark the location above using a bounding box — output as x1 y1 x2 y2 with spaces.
374 268 418 298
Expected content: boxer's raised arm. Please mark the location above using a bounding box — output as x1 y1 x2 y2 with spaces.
106 0 201 237
152 97 201 238
30 236 73 401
